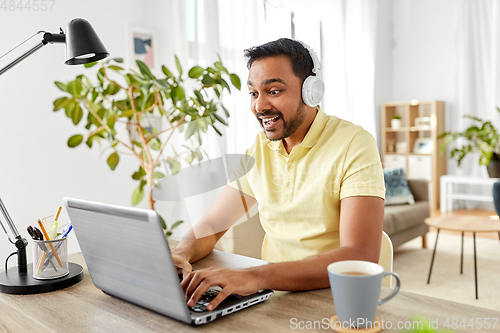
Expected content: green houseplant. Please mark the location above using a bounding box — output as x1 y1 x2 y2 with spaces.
53 56 241 235
391 114 402 129
438 108 500 177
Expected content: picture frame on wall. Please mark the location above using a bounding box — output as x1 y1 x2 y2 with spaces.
126 25 158 72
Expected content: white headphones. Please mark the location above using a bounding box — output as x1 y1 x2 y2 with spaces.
297 41 325 107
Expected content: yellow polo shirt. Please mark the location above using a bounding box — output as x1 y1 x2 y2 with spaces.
229 108 385 262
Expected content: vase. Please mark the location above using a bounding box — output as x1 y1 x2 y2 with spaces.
487 160 500 178
391 119 401 130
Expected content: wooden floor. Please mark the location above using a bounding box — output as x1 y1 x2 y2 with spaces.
430 208 500 240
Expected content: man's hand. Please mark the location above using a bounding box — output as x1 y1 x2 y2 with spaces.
181 267 261 311
171 253 192 278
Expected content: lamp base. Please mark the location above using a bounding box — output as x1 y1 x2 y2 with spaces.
0 262 83 294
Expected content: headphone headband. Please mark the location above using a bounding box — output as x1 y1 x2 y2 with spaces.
297 40 322 79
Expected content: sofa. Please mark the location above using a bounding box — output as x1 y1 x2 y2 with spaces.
383 179 430 248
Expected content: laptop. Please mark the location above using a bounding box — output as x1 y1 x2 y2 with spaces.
64 197 273 325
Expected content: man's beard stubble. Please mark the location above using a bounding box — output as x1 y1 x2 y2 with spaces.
258 100 307 141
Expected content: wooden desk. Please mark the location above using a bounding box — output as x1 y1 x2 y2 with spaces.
1 251 499 332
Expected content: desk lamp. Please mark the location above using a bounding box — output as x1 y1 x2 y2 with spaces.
0 18 109 294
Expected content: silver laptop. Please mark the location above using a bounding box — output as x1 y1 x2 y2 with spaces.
64 197 273 325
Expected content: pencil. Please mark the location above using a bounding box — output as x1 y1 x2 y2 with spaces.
54 206 62 222
37 219 62 266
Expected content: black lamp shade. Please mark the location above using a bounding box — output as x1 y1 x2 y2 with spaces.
65 18 109 65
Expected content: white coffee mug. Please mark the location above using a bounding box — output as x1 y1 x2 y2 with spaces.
327 260 401 329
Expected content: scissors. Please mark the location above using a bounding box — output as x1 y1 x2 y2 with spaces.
27 225 44 241
27 225 58 271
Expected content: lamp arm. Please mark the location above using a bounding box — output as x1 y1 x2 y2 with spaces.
0 197 28 273
0 41 46 77
0 30 65 77
0 197 19 239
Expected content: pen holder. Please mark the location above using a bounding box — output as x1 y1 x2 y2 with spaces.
32 237 69 280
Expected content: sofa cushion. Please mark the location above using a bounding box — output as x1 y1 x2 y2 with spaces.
383 167 415 205
383 201 430 235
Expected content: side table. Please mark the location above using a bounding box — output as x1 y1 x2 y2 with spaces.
425 215 500 299
440 175 499 213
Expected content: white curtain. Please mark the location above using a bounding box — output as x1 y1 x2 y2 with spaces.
217 0 267 155
321 0 378 138
453 0 500 208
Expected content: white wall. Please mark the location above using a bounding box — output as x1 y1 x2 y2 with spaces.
0 0 173 265
391 0 457 104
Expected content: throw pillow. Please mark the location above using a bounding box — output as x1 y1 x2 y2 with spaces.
383 167 415 205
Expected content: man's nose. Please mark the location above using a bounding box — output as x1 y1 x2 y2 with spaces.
254 94 271 113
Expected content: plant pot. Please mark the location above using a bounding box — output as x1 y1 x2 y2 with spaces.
487 160 500 178
391 119 401 129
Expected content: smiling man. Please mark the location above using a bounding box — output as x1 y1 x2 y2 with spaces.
171 38 385 311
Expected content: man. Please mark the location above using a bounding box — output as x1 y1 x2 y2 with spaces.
172 38 385 311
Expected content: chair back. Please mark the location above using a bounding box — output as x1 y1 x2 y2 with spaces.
379 231 394 288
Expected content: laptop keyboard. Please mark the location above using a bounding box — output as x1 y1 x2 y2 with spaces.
190 288 219 312
178 273 220 313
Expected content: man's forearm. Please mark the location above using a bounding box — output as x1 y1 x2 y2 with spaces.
248 245 376 291
171 228 224 263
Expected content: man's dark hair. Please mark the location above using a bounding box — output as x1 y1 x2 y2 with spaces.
243 38 314 82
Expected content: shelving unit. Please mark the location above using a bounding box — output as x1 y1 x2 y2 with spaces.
381 100 446 210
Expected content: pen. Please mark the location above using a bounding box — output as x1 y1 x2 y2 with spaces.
50 207 62 239
41 224 73 271
37 219 62 266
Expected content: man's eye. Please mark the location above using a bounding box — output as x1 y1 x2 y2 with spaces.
249 92 257 97
270 90 280 95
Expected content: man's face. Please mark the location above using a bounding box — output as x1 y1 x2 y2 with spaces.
247 55 307 141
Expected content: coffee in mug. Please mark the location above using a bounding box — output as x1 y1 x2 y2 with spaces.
327 260 401 329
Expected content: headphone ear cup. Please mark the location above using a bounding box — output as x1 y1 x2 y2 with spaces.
301 76 325 107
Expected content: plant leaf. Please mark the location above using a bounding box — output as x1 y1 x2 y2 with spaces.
212 124 222 136
119 109 135 118
84 61 98 68
54 81 67 92
72 104 83 125
158 214 167 230
67 134 84 148
213 112 228 126
137 60 156 80
230 73 241 90
131 183 145 206
53 97 69 111
107 152 120 170
108 65 124 71
170 220 183 230
175 55 183 77
194 90 206 107
167 159 181 175
186 151 194 164
185 121 199 140
113 58 124 63
154 172 166 179
214 61 228 74
67 79 83 97
162 65 174 78
221 104 230 118
202 74 215 85
188 66 204 79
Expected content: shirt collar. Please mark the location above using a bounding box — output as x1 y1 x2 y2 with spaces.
267 106 328 151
